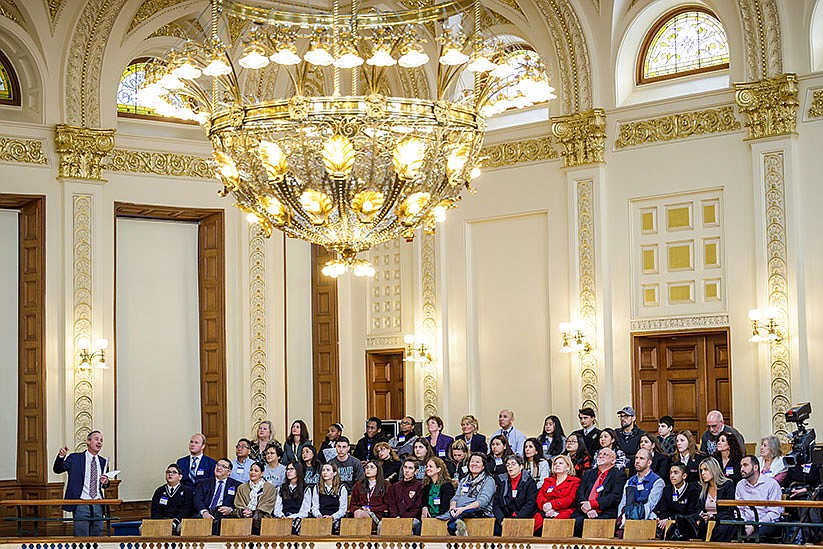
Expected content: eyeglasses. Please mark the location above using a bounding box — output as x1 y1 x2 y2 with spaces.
165 470 180 474
236 444 249 449
400 420 413 425
216 463 230 469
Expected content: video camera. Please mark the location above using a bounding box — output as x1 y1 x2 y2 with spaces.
785 402 816 467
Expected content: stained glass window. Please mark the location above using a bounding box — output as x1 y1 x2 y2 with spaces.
117 59 159 116
0 50 20 106
639 8 729 84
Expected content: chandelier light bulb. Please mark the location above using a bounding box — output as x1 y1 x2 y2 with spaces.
491 62 515 78
470 166 481 179
398 47 429 68
202 56 231 77
172 61 202 80
334 51 365 69
305 47 335 66
159 73 184 90
239 45 270 69
439 46 469 66
467 55 497 73
271 47 301 65
433 205 447 222
247 212 260 224
367 48 397 67
748 308 762 321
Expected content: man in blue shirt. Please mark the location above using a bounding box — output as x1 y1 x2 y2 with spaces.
490 409 526 456
230 438 253 483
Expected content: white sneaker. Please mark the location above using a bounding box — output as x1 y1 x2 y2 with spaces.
455 519 468 536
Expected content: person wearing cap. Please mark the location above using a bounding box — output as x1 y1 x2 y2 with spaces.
571 407 601 458
354 417 389 461
616 406 645 475
657 416 676 455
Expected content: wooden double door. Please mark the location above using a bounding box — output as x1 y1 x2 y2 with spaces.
632 330 731 434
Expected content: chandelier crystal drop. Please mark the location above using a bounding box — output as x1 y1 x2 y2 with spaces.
138 0 555 276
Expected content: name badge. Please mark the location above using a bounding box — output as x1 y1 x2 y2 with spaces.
461 466 468 473
438 451 446 457
672 492 679 501
237 467 245 474
409 491 416 498
398 436 406 442
547 486 554 493
461 486 469 495
196 470 205 476
495 457 503 466
637 483 645 491
543 443 550 454
433 497 441 505
159 496 169 505
227 487 236 495
364 505 370 510
725 467 734 475
596 486 604 493
512 489 518 497
804 464 812 474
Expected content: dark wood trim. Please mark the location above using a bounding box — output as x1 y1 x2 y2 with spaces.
114 203 228 461
0 49 21 107
636 5 730 85
311 245 340 444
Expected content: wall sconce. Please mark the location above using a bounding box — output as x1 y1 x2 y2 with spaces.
78 337 109 369
403 334 432 364
748 308 783 343
559 321 592 354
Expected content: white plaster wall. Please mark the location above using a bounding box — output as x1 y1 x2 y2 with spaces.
0 209 18 480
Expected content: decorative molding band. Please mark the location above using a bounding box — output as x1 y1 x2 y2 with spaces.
72 194 94 451
576 179 598 413
105 149 213 179
249 224 268 430
763 151 791 440
421 233 438 417
127 0 176 33
551 109 607 167
481 136 558 169
630 314 730 332
0 136 49 165
614 105 742 149
734 73 799 140
365 335 404 349
0 1 23 25
809 90 823 119
55 125 115 181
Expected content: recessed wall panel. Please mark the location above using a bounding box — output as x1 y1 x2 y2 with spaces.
0 210 18 480
468 212 549 433
116 218 201 500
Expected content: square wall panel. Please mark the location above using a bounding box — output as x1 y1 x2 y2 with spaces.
666 203 693 231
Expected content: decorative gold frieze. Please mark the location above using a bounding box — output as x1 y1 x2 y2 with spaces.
73 194 94 451
55 125 115 181
106 149 213 179
0 136 49 165
576 179 599 413
734 73 799 140
809 90 823 119
249 224 268 430
128 0 176 33
551 109 606 167
0 0 22 24
421 233 438 417
481 136 558 169
615 106 741 149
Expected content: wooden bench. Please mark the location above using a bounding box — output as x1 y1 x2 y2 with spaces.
1 498 122 537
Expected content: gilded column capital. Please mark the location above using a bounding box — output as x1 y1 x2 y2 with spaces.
55 125 116 181
734 73 799 140
550 109 606 168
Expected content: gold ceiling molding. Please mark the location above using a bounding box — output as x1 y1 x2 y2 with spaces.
737 0 783 80
72 193 94 452
0 0 22 24
551 108 606 167
55 125 116 181
249 223 269 430
494 0 525 17
576 178 598 414
228 14 247 44
809 90 823 119
421 233 438 417
481 136 558 168
46 0 64 29
148 20 193 40
630 314 730 332
614 105 741 149
106 149 213 179
128 0 178 33
734 73 799 140
0 136 49 165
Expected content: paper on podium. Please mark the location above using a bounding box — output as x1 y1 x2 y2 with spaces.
105 469 121 478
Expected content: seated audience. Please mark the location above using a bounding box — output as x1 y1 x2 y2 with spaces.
421 457 455 519
523 437 551 489
695 457 736 542
301 444 321 486
349 460 389 528
617 449 664 524
490 409 526 456
537 415 566 461
563 433 592 478
571 447 627 537
412 438 435 479
571 407 601 458
425 415 454 460
671 430 706 484
390 416 420 458
594 428 628 471
353 417 388 461
282 420 313 465
177 433 216 489
657 416 677 455
712 432 743 484
487 434 514 478
193 458 241 534
330 436 365 491
534 454 582 532
150 463 194 531
375 441 401 482
455 414 487 454
234 462 277 533
250 420 282 464
273 462 312 520
318 422 344 463
493 455 538 535
310 462 348 533
654 462 701 540
639 433 671 481
387 457 424 519
448 439 471 481
700 410 745 455
443 453 496 535
758 435 788 485
736 455 783 539
262 445 286 488
230 439 253 483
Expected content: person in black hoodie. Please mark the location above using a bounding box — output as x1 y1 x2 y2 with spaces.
354 417 389 461
616 406 645 475
654 462 701 540
493 455 538 535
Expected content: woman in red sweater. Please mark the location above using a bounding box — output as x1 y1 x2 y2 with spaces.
348 460 389 526
534 454 581 532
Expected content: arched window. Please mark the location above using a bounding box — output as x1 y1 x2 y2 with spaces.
481 47 553 116
637 7 729 84
0 49 21 106
117 57 189 121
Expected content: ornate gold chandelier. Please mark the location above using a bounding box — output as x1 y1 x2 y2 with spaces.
138 0 555 276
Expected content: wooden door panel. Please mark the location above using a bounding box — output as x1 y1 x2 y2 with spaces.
638 380 659 423
366 351 405 420
312 245 340 444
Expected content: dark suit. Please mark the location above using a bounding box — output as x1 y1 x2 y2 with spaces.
455 433 487 454
193 476 241 534
493 471 538 535
177 454 217 488
151 484 194 520
571 466 627 536
52 452 109 511
571 428 601 459
654 482 701 540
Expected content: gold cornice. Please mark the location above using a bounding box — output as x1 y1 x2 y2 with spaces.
481 136 558 169
734 73 799 140
615 105 741 149
128 0 177 33
551 108 606 167
106 149 214 179
55 125 116 181
0 136 49 165
809 90 823 119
